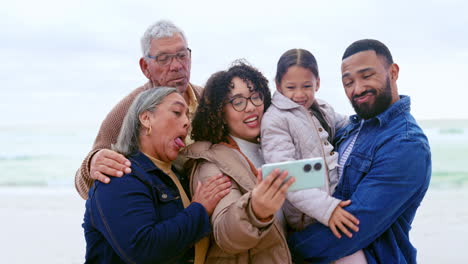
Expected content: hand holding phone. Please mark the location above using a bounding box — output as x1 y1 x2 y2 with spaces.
261 158 325 192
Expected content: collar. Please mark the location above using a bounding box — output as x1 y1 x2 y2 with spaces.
348 95 411 127
142 151 173 176
146 80 197 112
186 83 198 115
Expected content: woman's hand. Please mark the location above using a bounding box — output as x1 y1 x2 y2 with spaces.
251 169 295 221
328 200 360 238
192 173 231 216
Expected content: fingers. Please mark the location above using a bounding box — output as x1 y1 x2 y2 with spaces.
195 180 202 195
337 221 353 238
93 171 111 184
342 211 360 232
257 169 280 192
90 149 132 181
203 173 224 189
260 169 286 197
256 168 263 184
330 223 342 239
339 200 352 207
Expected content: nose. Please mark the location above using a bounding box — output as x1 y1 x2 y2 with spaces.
244 98 257 112
352 79 367 97
182 113 190 130
168 56 183 71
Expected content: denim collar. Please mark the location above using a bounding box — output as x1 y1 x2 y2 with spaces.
349 95 411 127
127 151 168 186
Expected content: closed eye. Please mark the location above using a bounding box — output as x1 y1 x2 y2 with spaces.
363 73 374 79
344 81 353 87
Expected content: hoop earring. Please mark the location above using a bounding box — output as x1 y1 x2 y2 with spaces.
146 125 152 136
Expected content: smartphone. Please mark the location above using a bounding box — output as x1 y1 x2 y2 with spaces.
261 158 326 192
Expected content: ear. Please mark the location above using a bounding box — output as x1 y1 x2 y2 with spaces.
139 57 151 80
139 111 151 129
390 63 399 81
315 77 321 92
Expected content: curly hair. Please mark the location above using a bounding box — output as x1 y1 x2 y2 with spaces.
191 60 271 144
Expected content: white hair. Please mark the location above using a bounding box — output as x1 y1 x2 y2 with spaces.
140 20 187 57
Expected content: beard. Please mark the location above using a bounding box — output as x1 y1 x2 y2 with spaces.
351 77 393 119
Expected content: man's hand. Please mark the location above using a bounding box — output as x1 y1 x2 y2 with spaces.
328 200 360 238
192 173 231 216
90 149 131 184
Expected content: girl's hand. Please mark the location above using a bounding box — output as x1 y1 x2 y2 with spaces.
328 200 360 238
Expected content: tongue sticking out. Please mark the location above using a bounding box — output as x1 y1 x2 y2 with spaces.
174 137 186 148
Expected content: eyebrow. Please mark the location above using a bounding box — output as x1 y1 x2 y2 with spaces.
172 101 187 108
342 67 374 79
156 48 187 56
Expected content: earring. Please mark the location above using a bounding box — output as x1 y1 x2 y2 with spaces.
146 125 152 136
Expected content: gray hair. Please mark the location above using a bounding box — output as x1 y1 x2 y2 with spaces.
140 20 187 57
112 87 178 156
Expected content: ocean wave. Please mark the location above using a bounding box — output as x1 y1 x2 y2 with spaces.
0 154 56 161
439 128 465 135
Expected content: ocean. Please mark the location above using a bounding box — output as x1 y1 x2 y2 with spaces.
1 119 467 189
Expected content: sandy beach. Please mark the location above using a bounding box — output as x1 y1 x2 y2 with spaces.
1 186 466 263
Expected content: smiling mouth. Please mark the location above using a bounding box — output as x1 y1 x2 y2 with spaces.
353 91 376 104
244 116 258 123
294 100 307 106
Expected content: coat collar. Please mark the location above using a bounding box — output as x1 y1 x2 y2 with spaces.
183 141 257 191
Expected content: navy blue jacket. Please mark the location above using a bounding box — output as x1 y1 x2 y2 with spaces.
288 96 431 263
83 151 211 264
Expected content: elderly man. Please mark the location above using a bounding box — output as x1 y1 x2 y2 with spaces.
288 39 431 263
75 20 201 199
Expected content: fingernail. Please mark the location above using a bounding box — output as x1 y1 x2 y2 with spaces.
105 178 110 183
117 171 123 176
125 161 131 166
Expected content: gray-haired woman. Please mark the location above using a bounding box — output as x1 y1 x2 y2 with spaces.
82 87 231 264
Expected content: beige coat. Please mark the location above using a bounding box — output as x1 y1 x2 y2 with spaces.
183 141 292 264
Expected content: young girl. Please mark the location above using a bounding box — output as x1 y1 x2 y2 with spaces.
261 49 366 263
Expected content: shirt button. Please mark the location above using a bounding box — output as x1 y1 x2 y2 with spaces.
162 194 168 199
318 127 323 132
324 142 329 146
330 151 335 155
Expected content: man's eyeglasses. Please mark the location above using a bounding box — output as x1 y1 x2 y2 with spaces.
146 48 191 66
227 92 264 112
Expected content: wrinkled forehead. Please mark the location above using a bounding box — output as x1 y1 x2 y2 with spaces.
150 33 188 53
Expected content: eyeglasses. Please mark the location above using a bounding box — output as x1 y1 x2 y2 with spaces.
146 48 191 66
227 92 264 112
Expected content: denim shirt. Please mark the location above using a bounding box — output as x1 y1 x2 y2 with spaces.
83 151 211 264
288 96 431 264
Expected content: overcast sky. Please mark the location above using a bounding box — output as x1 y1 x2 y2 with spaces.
1 0 467 127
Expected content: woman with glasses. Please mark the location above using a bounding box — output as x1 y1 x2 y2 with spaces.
182 61 295 263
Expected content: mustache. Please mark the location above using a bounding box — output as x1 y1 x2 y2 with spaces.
353 89 377 100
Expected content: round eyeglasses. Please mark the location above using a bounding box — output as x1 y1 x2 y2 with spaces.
227 92 264 112
146 48 191 66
